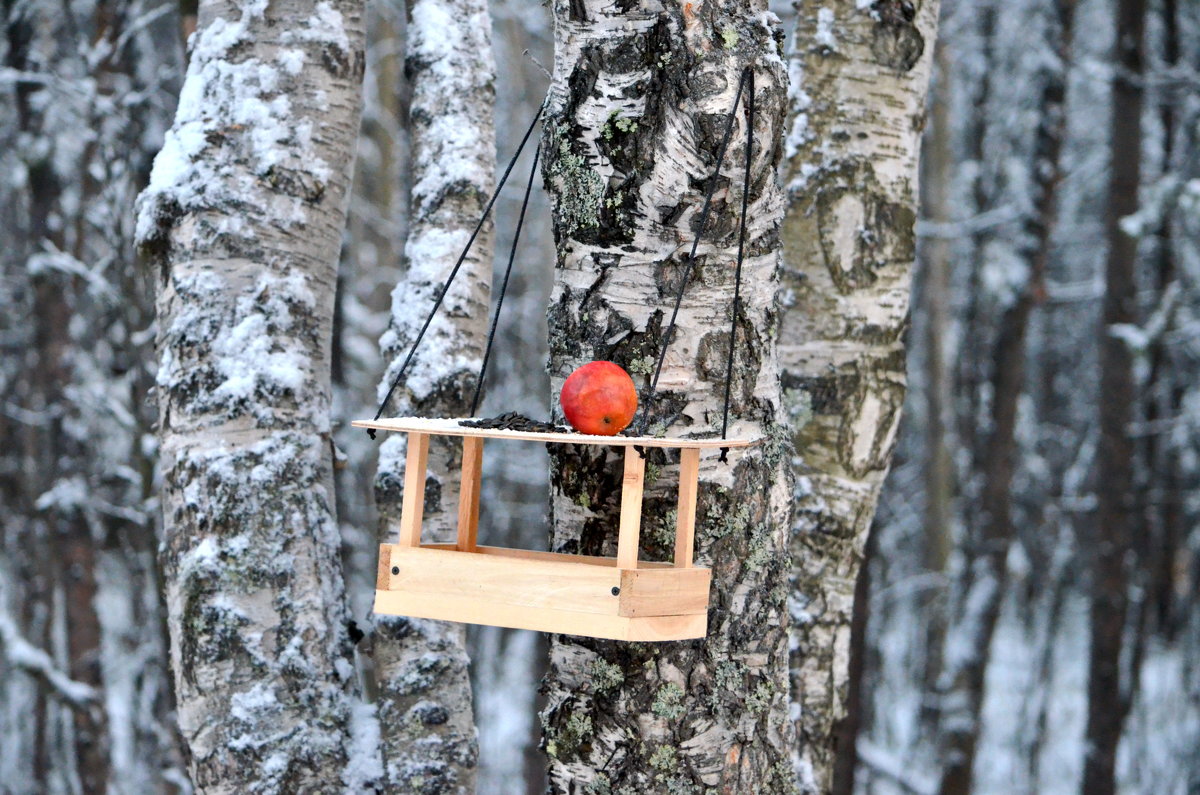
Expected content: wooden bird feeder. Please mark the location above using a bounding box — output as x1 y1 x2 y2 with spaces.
353 417 757 641
358 71 762 642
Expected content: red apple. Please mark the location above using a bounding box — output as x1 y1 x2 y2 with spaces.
560 361 639 436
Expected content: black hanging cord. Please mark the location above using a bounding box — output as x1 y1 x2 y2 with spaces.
637 67 756 458
718 71 754 463
368 105 544 439
470 144 541 415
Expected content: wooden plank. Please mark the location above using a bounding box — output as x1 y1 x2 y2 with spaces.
397 432 430 547
617 447 645 569
374 589 707 641
377 544 393 590
351 416 759 449
618 567 711 617
456 436 483 551
674 447 701 568
382 545 621 615
418 543 676 569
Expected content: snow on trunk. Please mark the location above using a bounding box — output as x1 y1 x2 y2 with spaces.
135 0 367 789
540 1 798 791
781 0 939 790
366 0 496 790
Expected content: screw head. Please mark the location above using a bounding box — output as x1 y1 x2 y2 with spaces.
391 566 400 576
611 586 620 596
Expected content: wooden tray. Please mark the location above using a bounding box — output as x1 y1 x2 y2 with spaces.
356 416 759 641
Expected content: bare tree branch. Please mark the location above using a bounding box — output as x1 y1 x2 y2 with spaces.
0 611 99 712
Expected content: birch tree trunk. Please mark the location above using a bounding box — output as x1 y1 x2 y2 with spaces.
781 1 938 790
366 0 496 789
135 0 368 789
541 2 797 791
1 1 186 791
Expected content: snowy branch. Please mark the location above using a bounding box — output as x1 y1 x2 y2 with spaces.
856 741 937 795
0 611 100 712
917 205 1019 240
1108 281 1183 354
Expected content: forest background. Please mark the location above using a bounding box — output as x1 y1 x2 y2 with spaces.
1 0 1198 792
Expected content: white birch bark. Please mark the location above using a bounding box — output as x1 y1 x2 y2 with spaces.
365 0 495 790
541 1 798 791
135 0 368 789
781 0 939 789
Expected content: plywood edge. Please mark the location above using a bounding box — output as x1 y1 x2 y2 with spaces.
373 590 707 642
376 544 392 590
352 416 759 449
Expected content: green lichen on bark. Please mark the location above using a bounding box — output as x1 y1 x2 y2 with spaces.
589 658 625 693
546 705 594 760
651 682 686 720
547 122 605 237
649 745 677 771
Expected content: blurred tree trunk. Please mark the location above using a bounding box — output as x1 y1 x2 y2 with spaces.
918 32 955 705
781 0 939 789
466 9 557 795
0 0 186 790
540 1 797 791
830 519 875 795
954 0 994 484
463 6 556 795
367 0 496 789
136 0 370 789
1083 0 1146 790
935 2 1075 792
1144 0 1183 641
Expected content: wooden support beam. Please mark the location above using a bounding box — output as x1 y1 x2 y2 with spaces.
456 436 483 551
617 447 646 569
397 431 430 547
674 447 700 568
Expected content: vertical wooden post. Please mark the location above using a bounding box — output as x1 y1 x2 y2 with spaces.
397 431 430 547
456 436 483 551
674 447 700 568
617 447 646 569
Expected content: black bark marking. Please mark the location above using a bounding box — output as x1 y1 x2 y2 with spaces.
869 1 925 72
815 160 917 297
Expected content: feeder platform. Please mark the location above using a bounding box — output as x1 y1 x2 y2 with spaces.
353 416 758 642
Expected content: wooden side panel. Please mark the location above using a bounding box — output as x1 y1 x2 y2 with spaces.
398 431 430 547
617 448 646 569
376 544 393 590
674 447 700 568
456 436 483 551
383 545 622 615
374 589 707 641
618 567 711 617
